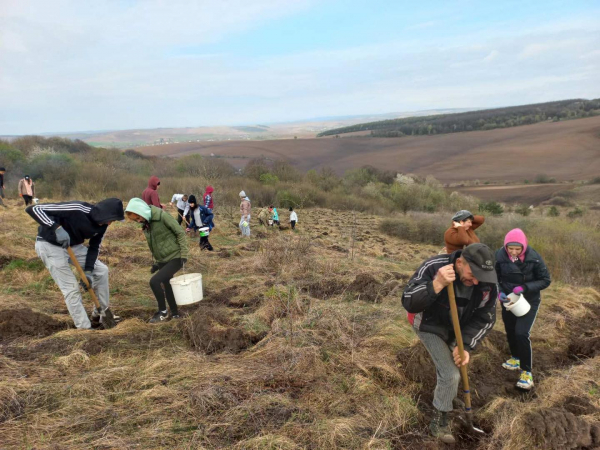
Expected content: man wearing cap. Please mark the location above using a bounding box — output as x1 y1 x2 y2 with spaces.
26 198 125 329
402 243 498 444
444 210 485 253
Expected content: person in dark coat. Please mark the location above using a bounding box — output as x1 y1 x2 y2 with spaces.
402 243 497 444
495 228 551 391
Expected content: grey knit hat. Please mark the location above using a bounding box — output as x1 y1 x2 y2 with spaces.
452 210 474 222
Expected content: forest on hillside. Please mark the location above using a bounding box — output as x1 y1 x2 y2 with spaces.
317 98 600 138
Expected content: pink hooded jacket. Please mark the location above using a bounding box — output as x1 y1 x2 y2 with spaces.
504 228 528 262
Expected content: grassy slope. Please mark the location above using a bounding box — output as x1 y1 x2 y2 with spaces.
0 199 599 449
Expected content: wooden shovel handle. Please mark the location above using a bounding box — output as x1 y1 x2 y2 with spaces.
447 282 473 411
67 247 101 309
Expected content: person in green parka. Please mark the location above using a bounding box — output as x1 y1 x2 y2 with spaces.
125 198 189 323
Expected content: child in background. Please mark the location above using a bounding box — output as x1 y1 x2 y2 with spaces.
203 186 214 211
289 207 298 230
239 191 251 237
271 206 279 225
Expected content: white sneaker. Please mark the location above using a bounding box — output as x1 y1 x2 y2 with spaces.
516 371 534 390
502 357 521 371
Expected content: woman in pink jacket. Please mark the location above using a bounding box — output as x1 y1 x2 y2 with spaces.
239 190 251 237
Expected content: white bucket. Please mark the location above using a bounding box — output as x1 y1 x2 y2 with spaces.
170 273 203 306
268 219 273 225
505 293 531 317
199 227 210 237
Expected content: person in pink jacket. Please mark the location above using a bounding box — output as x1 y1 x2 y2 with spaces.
239 190 251 237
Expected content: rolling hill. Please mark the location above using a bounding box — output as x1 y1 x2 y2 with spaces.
137 115 600 184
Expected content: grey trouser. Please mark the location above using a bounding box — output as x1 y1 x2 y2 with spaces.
35 240 110 329
239 215 251 237
416 330 461 412
0 187 5 206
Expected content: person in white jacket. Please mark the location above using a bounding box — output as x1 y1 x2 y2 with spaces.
289 207 298 230
169 194 190 226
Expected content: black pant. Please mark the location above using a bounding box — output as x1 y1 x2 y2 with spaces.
177 208 190 226
150 258 183 314
502 299 540 372
291 220 296 230
200 236 213 251
23 195 33 206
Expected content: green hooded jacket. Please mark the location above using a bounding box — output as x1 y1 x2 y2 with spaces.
126 198 189 263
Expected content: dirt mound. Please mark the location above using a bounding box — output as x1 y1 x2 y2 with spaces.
526 407 600 449
0 308 68 340
306 278 346 299
349 273 392 302
182 307 264 354
562 396 599 416
568 336 600 359
328 244 348 253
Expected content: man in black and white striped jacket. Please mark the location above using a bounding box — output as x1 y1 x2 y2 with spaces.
402 243 497 444
26 199 124 329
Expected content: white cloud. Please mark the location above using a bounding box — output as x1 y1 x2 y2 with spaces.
1 1 599 134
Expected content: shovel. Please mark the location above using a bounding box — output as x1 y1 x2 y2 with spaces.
67 247 117 329
447 283 485 436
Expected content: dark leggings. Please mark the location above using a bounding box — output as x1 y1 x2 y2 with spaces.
150 258 183 314
502 299 540 372
291 220 296 230
23 195 33 206
177 208 190 226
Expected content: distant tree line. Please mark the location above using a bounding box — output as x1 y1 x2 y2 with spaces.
317 99 600 138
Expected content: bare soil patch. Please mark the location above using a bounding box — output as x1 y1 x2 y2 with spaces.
0 308 68 341
181 307 265 354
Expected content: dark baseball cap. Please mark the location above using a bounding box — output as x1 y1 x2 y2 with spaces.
452 210 474 222
461 243 497 284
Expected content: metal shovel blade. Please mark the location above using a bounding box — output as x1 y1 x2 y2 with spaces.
453 398 486 436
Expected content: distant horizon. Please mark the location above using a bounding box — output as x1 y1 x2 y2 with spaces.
6 97 600 137
2 1 599 135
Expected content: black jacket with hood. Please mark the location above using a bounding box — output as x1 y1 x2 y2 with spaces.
401 250 497 350
26 199 124 271
495 250 551 305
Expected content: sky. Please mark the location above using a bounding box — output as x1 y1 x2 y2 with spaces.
1 0 599 135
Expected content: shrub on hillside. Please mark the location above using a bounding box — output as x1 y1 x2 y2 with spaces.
534 174 556 184
479 201 504 216
28 153 79 196
515 204 532 216
547 196 572 207
548 206 560 217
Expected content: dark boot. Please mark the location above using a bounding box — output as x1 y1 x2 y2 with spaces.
429 409 455 444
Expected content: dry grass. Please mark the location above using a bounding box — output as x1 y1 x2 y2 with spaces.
1 201 599 449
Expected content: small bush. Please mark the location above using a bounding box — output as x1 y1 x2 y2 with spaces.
567 207 585 219
534 173 556 184
515 204 532 216
259 173 279 185
479 201 504 216
547 196 572 207
548 206 560 217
